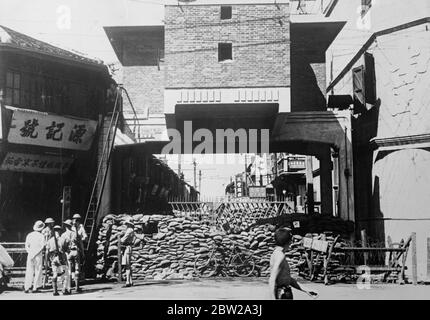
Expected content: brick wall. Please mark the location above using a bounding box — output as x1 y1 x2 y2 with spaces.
121 31 165 116
164 4 290 88
123 64 165 116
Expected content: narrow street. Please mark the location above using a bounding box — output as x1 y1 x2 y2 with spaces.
2 278 430 300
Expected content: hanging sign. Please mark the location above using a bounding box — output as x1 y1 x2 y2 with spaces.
6 108 98 151
0 152 74 174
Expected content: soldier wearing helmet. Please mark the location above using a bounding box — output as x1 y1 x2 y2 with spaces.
41 217 55 289
46 225 71 296
68 214 87 293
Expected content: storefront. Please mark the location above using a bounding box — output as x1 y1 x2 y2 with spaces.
0 106 99 241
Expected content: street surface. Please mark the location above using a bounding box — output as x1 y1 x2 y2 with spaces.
1 278 430 300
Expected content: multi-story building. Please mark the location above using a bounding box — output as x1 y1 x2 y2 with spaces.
325 0 430 279
105 0 350 223
0 26 114 241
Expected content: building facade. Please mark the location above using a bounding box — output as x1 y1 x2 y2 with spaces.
105 0 350 223
325 0 430 279
0 26 114 241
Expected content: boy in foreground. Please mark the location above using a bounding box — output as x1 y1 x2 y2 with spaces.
269 228 319 300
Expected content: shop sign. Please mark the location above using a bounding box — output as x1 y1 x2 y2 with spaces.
0 152 74 174
7 108 97 151
248 186 266 199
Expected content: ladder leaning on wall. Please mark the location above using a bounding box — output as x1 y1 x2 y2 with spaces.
83 88 122 252
83 86 140 252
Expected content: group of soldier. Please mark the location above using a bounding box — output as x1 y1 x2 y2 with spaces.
24 214 87 296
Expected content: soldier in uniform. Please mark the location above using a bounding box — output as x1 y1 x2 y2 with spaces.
41 218 55 289
121 219 136 287
70 214 87 292
45 225 70 296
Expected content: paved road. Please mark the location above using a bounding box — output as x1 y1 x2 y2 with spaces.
1 278 430 300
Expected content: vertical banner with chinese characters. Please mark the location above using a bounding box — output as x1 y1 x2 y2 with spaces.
7 108 98 151
0 152 74 174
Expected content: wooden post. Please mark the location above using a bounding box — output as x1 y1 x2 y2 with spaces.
361 229 368 265
411 232 417 285
117 233 122 283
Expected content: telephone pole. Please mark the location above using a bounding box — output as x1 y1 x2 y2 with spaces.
199 170 202 194
193 158 197 190
178 154 182 177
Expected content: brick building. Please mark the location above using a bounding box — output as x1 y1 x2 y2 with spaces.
105 1 352 224
325 0 430 279
0 26 114 241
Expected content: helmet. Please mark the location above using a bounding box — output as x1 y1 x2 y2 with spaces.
63 219 72 227
53 225 62 230
72 214 82 220
44 218 55 224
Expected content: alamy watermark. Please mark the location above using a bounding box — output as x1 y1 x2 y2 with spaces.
161 121 270 166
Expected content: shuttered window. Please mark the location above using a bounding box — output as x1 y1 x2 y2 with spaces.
352 53 376 113
352 66 365 113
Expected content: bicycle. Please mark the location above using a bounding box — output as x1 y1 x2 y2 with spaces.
193 241 256 278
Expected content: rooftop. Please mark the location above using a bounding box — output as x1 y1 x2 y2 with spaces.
0 25 106 69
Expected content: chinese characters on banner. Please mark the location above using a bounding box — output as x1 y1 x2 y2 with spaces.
7 108 98 150
0 152 74 174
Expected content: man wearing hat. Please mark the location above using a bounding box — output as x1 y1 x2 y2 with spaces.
41 217 55 288
46 225 71 296
70 214 87 292
62 219 79 292
121 219 136 287
24 220 45 293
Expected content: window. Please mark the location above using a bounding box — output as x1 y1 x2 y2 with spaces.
5 71 20 106
218 43 232 62
221 6 232 20
352 53 376 113
361 0 372 17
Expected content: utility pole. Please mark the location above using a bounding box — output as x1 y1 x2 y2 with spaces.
193 158 197 190
199 170 202 194
244 154 248 197
178 154 182 177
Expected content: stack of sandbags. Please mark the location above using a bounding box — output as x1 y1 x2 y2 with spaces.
94 213 354 281
95 214 298 280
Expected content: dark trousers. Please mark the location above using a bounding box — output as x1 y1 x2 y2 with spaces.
276 286 293 300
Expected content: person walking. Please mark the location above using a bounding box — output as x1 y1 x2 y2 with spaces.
268 228 318 300
24 220 45 293
46 225 71 296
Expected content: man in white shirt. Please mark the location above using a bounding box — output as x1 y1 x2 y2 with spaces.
24 220 45 293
